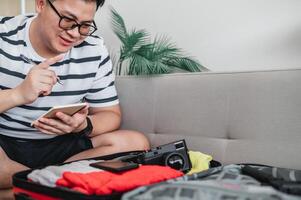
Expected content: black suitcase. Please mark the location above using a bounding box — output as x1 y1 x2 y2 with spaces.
13 151 142 200
13 140 192 200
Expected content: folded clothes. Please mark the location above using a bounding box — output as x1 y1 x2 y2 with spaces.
28 160 184 195
56 165 184 195
27 160 103 187
188 151 212 175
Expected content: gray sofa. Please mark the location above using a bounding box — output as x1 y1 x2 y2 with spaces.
115 69 301 170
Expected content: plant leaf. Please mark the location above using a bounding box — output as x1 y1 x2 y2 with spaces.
127 45 173 75
111 7 128 44
152 36 180 60
128 54 152 75
110 8 209 75
121 29 150 60
165 57 208 72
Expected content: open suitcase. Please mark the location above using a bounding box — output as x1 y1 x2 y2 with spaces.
13 140 192 200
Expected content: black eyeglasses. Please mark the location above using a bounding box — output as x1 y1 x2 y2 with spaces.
47 0 97 36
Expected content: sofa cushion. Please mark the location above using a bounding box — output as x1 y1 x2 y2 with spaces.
116 69 301 169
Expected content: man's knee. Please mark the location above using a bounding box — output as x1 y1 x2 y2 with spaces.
0 189 14 200
0 147 27 189
124 130 150 150
0 149 11 189
92 130 150 152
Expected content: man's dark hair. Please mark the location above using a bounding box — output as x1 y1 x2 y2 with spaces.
49 0 105 10
96 0 105 9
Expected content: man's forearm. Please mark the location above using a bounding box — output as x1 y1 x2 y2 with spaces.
0 88 22 113
88 111 121 137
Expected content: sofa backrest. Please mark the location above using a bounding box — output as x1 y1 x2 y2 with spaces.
115 69 301 169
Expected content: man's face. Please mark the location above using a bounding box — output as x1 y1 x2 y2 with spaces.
36 0 97 55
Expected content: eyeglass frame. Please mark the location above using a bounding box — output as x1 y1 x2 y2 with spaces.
46 0 98 36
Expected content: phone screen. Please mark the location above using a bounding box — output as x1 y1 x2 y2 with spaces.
89 160 139 172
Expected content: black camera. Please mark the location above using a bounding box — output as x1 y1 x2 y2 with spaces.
124 140 192 173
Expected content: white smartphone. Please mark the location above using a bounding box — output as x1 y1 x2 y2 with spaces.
32 103 87 125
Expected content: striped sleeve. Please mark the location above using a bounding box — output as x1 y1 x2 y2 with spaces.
84 43 119 107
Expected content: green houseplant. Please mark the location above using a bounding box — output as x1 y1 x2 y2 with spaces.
111 8 208 76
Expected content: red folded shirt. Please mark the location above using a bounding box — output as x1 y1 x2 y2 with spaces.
56 165 183 195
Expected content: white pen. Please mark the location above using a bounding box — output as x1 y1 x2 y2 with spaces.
20 54 63 85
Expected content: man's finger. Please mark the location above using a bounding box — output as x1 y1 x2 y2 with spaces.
45 54 64 66
38 54 64 69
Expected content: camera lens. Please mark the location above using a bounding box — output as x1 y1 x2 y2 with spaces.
164 153 185 170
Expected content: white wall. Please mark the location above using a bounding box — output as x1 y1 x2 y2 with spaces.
95 0 301 72
0 0 35 16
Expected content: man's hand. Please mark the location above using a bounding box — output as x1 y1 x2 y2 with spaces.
32 104 89 135
13 55 64 105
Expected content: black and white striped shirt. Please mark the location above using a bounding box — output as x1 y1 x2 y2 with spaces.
0 15 119 139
